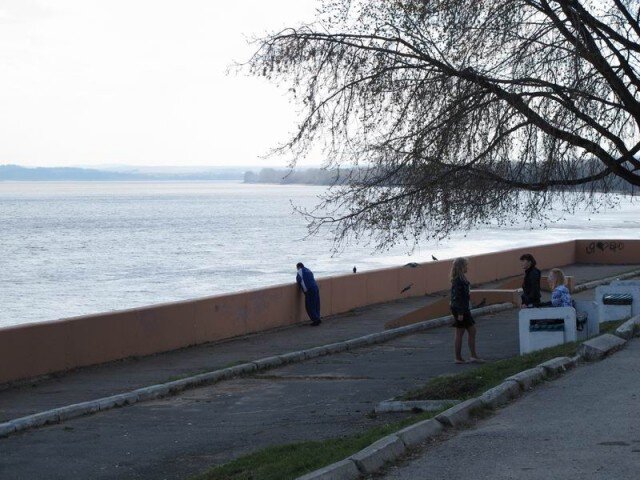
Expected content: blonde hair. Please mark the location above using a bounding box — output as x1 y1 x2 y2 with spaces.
548 268 566 289
450 257 468 282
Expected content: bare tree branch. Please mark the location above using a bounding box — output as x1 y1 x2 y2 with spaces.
245 0 640 248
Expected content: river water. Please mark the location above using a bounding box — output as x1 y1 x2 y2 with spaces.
1 181 638 327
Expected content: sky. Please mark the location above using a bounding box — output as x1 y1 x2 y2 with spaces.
0 0 319 167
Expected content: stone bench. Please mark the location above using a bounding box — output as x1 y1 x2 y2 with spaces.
595 285 640 322
518 302 599 354
519 307 576 354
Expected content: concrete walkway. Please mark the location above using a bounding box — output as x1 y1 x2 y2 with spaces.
0 263 635 422
0 307 522 480
0 264 636 480
381 338 640 480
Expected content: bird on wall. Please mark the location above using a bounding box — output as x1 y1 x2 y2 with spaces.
353 266 357 273
401 283 413 294
431 255 439 261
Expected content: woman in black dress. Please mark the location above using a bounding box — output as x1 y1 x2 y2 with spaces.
450 257 484 364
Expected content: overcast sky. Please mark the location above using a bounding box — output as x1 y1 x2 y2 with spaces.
0 0 319 167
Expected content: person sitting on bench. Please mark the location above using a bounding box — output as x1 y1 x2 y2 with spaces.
540 268 572 307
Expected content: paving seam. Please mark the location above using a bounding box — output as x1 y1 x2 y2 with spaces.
297 325 640 480
1 270 637 439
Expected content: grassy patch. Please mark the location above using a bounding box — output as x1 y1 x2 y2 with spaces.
191 411 437 480
402 319 625 401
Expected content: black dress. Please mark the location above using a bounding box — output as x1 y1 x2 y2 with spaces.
521 267 542 307
450 276 475 328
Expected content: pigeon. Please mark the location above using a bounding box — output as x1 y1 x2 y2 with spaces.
405 262 419 268
353 266 357 273
401 283 413 294
431 255 438 261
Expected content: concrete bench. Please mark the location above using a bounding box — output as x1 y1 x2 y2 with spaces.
573 300 600 337
518 302 599 354
519 307 577 354
595 285 640 322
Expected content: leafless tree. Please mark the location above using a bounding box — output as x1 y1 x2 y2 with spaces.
246 0 640 248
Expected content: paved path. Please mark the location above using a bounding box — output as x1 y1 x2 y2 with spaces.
0 295 442 421
0 263 636 480
381 338 640 480
1 263 635 422
0 306 521 480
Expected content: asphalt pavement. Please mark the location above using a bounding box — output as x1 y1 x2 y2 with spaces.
380 338 640 480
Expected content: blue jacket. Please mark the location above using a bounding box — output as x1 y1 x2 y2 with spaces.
296 267 318 293
551 285 572 307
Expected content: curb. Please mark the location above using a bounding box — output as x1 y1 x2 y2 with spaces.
577 333 627 361
572 268 640 293
396 418 444 448
375 399 459 414
478 380 521 408
434 398 484 427
295 337 640 480
296 459 360 480
294 353 584 480
350 434 406 475
0 303 512 438
538 356 576 375
613 314 640 340
504 367 546 390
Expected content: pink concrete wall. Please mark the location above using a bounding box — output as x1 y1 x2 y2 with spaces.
575 239 640 264
0 238 617 384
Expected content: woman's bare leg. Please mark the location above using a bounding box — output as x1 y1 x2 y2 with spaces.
467 325 484 362
467 325 477 357
454 328 465 362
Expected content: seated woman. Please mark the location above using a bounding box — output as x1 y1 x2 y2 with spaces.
548 268 572 307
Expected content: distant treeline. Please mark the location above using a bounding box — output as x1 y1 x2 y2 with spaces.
244 168 347 185
244 162 638 194
0 165 150 181
0 165 245 181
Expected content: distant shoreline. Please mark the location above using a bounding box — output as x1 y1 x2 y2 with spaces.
243 167 342 186
0 179 244 183
0 164 246 182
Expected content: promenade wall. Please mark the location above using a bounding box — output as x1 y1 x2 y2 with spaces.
0 239 637 384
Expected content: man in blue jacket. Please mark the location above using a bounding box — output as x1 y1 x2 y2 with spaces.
296 262 321 326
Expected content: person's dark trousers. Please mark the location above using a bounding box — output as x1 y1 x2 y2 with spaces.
305 286 321 324
521 295 542 308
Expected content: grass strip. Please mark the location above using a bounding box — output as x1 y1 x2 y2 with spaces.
190 411 437 480
402 319 625 401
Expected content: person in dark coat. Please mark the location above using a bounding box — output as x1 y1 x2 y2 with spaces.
450 257 483 364
296 262 321 326
519 253 541 308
